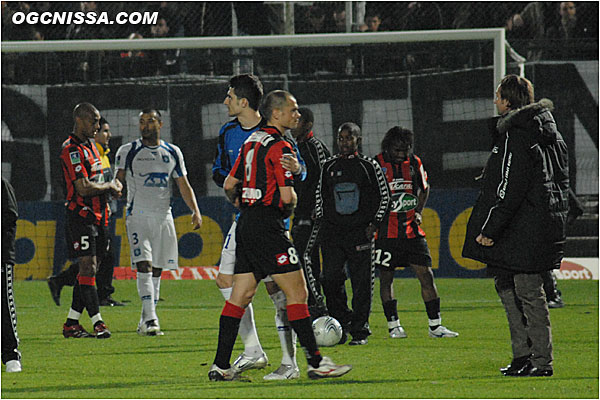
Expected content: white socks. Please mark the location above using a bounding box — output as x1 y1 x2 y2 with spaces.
152 276 161 306
270 290 297 367
219 286 263 357
137 272 157 325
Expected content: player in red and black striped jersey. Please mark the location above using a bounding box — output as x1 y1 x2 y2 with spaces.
58 103 122 339
209 90 351 382
374 126 458 339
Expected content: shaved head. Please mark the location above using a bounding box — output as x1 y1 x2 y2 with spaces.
73 102 99 122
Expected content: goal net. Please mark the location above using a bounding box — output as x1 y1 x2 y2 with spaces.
2 29 597 279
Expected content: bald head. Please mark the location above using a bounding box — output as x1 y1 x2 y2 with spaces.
73 102 98 122
72 102 100 140
261 90 293 121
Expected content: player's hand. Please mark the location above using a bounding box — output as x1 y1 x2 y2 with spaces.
280 153 300 175
191 212 202 230
365 223 377 240
476 233 494 247
110 179 123 198
414 211 422 225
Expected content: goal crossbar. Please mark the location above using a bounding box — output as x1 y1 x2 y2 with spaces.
1 28 506 88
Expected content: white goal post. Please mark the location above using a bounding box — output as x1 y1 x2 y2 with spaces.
1 28 507 90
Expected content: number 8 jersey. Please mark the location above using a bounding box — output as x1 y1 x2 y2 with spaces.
375 152 428 239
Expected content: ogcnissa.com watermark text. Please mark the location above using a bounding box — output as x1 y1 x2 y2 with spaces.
12 11 159 26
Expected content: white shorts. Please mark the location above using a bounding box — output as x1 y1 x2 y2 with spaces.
126 213 178 270
219 220 273 283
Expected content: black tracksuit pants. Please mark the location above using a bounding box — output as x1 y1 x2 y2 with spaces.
292 222 323 307
2 263 20 364
320 224 373 340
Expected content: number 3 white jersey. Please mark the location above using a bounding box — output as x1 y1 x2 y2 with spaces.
115 139 187 216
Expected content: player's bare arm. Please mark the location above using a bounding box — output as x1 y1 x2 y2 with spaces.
223 174 242 208
74 177 122 198
279 186 297 218
175 175 202 230
415 185 430 225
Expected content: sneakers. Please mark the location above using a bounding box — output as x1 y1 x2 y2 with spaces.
6 360 22 373
208 364 238 381
94 322 111 339
307 356 352 380
429 325 459 338
547 295 564 309
349 338 368 346
231 352 268 373
137 319 164 336
263 364 300 380
389 326 408 338
500 356 531 376
63 323 93 338
99 296 126 307
47 276 62 306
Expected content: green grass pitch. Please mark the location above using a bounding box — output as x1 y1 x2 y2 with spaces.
1 278 598 398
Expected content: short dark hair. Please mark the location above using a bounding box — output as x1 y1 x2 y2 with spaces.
73 102 98 121
99 116 109 126
140 109 162 121
261 90 291 120
381 126 413 152
298 107 314 124
337 122 361 138
229 74 264 111
498 74 534 109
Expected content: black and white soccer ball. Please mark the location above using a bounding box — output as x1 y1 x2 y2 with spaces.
312 316 343 347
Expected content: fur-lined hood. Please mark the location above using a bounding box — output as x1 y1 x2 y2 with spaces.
496 98 559 144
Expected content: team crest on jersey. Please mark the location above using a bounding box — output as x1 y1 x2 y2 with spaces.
73 241 80 250
162 155 170 163
134 248 141 257
69 152 81 164
276 253 290 266
284 170 293 179
140 172 169 187
75 165 82 173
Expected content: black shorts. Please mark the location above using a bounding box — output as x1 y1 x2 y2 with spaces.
235 206 301 281
374 237 432 270
66 211 108 260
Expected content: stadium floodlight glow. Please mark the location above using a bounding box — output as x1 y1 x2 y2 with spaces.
1 29 507 89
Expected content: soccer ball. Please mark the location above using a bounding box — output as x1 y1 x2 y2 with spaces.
312 316 343 347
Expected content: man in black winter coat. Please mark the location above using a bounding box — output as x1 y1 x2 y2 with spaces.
463 75 569 378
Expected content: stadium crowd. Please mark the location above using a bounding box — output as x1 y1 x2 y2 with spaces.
1 1 598 83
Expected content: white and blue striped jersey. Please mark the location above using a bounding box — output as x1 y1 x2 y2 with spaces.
115 139 187 216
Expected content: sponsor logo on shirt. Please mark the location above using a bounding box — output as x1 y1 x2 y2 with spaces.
390 193 418 213
70 151 81 164
389 180 412 191
242 187 262 201
276 253 290 266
